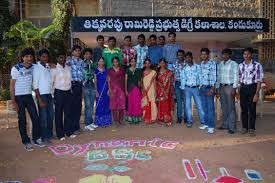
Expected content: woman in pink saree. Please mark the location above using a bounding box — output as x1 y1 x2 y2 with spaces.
125 57 143 124
107 57 126 126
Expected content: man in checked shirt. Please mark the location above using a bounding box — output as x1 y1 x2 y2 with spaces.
238 47 264 136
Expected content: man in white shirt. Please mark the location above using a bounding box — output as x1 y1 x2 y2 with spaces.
10 48 45 151
51 51 76 140
133 34 148 69
33 49 54 144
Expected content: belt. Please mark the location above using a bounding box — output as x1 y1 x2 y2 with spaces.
72 81 82 84
186 85 199 88
221 83 233 86
240 83 257 87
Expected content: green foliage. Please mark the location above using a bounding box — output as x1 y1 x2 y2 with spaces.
0 88 11 101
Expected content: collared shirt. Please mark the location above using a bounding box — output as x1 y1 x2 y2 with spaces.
11 63 34 96
216 59 239 88
92 47 104 63
133 44 148 69
239 60 264 85
83 59 96 86
102 47 123 69
121 47 136 65
172 59 186 81
163 43 182 64
66 56 84 82
51 63 71 91
180 63 201 89
200 60 217 86
33 62 52 95
148 45 163 65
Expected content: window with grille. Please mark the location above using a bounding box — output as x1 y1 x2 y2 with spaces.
25 0 51 18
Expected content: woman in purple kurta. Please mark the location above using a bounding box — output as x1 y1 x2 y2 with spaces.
107 57 126 126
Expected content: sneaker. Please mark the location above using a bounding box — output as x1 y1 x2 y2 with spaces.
84 125 95 131
228 130 235 134
60 137 65 141
33 138 46 147
249 129 256 137
240 128 248 135
89 124 98 128
207 128 214 134
69 134 77 139
24 143 34 151
186 123 192 128
199 125 208 130
73 129 81 135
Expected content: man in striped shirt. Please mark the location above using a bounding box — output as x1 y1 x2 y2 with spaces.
216 48 239 134
238 47 264 136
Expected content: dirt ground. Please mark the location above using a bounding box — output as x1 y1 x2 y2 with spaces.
0 102 275 183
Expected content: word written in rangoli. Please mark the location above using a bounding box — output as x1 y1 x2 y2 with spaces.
79 174 133 183
85 148 152 172
1 181 22 183
48 138 179 156
32 177 56 183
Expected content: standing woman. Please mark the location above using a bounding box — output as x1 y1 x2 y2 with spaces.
156 58 174 126
141 58 158 124
107 57 126 126
94 57 112 127
125 57 143 124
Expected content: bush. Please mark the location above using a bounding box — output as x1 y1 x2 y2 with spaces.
0 88 11 101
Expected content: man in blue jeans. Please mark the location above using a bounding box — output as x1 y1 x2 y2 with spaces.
172 49 186 123
199 48 217 134
33 49 54 143
180 52 205 128
83 48 98 131
10 48 45 151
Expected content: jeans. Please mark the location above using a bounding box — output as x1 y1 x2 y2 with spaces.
15 94 41 144
70 81 83 132
200 86 215 128
175 81 184 121
54 89 73 138
184 87 205 124
38 94 54 141
240 83 257 130
84 84 96 126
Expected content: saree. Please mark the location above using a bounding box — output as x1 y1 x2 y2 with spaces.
94 68 112 127
156 69 174 124
141 70 158 124
125 68 143 123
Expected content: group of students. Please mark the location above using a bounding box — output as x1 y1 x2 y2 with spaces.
10 32 264 151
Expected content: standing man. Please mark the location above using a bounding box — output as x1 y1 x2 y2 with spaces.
163 32 182 70
158 35 166 47
239 47 263 136
199 48 217 134
33 49 54 144
216 48 239 134
93 35 105 62
172 49 186 124
83 48 98 131
148 34 163 67
121 35 136 70
180 51 205 128
133 34 148 69
10 48 45 151
102 36 123 69
51 51 74 140
67 45 84 136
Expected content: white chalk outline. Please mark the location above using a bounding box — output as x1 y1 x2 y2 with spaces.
195 159 208 181
244 169 263 181
182 159 197 180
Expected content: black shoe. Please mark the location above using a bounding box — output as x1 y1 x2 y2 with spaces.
186 123 192 128
218 126 227 130
177 118 182 124
249 129 256 137
228 130 235 134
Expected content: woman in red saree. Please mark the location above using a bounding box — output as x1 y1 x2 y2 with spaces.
141 58 158 124
107 57 126 126
156 58 174 126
